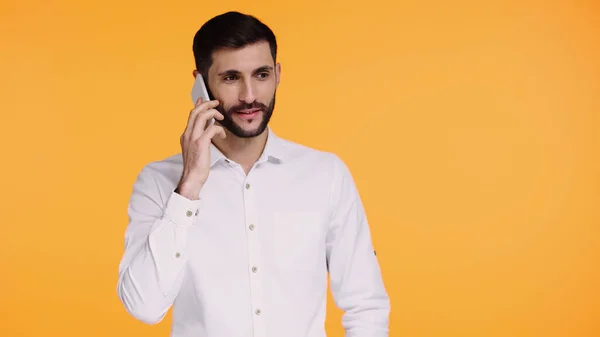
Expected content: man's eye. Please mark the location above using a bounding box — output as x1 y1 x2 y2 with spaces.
224 75 238 81
257 72 269 79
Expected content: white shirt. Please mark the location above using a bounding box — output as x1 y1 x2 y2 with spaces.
116 127 390 337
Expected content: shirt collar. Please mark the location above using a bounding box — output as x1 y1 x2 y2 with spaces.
209 126 286 167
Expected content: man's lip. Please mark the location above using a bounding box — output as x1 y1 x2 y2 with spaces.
236 108 261 113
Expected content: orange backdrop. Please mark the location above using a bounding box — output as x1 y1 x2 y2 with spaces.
1 0 599 336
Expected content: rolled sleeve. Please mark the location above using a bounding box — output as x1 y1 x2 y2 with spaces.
326 154 391 336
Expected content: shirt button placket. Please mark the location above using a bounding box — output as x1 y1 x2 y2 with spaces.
243 178 265 337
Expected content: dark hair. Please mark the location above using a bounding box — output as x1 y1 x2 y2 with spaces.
192 11 277 78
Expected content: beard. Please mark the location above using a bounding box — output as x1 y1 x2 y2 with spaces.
215 92 276 138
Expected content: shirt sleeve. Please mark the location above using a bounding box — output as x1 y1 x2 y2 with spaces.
326 154 391 337
116 165 202 325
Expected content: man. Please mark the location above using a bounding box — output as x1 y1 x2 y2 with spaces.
116 11 390 337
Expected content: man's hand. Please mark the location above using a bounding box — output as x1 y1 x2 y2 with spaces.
176 97 226 200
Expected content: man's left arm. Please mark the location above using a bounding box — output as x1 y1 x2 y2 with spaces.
326 154 391 337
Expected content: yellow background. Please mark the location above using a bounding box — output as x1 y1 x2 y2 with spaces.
1 0 599 336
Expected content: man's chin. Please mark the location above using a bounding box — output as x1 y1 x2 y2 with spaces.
224 120 267 138
237 126 267 138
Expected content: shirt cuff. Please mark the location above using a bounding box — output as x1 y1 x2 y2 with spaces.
163 190 202 227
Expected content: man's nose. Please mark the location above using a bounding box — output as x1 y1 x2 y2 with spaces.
239 80 257 103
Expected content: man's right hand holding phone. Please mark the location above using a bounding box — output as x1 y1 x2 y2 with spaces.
176 97 226 200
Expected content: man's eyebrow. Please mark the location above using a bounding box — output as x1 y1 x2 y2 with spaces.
217 69 241 76
253 65 274 73
217 65 274 77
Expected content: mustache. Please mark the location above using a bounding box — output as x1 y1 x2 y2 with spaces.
228 101 268 112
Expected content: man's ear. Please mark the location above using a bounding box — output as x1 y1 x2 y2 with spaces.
192 69 199 78
275 63 281 87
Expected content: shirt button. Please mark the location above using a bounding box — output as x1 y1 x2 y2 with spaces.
249 224 255 230
252 266 258 273
186 210 193 217
245 183 250 190
255 309 261 315
175 252 181 258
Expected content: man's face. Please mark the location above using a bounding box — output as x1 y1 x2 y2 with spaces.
204 41 280 138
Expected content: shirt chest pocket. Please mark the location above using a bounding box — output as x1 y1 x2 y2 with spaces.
271 211 327 271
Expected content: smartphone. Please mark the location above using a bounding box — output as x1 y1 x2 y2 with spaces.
191 74 215 125
191 73 211 104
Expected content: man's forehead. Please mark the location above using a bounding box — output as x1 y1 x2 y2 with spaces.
211 41 273 73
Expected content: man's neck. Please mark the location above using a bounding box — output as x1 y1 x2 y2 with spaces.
211 127 269 174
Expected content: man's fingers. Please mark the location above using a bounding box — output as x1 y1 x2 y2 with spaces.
191 108 225 140
198 124 226 144
183 100 220 140
218 126 227 139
